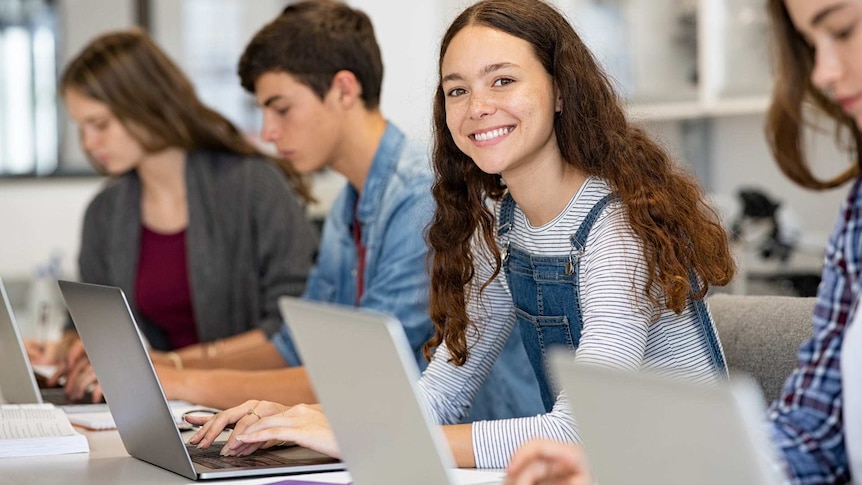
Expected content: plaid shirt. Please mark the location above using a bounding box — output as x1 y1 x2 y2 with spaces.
769 177 862 484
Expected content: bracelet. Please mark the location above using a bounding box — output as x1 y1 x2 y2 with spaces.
166 351 184 370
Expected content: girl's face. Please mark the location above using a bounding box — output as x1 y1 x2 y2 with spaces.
440 25 563 182
64 88 147 175
785 0 862 128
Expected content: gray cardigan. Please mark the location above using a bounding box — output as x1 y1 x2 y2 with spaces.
76 151 319 350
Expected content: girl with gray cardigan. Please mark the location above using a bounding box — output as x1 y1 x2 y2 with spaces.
31 29 318 402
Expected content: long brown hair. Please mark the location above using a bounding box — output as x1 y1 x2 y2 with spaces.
425 0 735 365
765 0 861 189
60 28 312 201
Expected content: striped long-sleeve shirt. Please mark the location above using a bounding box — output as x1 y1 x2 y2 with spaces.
768 177 862 485
417 177 725 468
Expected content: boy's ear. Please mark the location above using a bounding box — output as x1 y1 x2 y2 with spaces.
329 70 362 109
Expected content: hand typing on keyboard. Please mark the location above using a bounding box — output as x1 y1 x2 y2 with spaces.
186 400 338 459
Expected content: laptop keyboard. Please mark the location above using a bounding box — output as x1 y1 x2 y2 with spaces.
186 442 333 470
40 387 99 406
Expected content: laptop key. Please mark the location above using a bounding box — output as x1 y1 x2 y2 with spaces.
186 443 326 470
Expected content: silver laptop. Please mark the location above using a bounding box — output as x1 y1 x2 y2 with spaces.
0 276 99 407
0 276 44 405
279 296 503 485
549 352 785 485
58 280 343 480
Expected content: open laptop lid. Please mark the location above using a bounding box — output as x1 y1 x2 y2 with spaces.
549 351 783 485
279 296 459 485
0 276 43 404
59 281 342 480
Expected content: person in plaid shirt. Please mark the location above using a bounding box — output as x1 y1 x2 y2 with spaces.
765 0 862 482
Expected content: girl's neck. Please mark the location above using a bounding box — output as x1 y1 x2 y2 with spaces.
504 159 587 227
137 147 187 199
137 147 189 233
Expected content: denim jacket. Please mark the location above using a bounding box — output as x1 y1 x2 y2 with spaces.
272 123 544 422
272 123 433 368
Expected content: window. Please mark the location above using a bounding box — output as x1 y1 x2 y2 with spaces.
0 0 58 175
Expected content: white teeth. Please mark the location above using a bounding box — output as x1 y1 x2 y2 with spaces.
473 127 512 141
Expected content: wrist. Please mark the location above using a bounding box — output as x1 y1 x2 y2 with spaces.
165 351 184 370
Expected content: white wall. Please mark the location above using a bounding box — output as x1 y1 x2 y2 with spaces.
362 0 441 146
0 178 102 279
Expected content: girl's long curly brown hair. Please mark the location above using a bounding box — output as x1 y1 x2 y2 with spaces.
765 0 861 189
424 0 735 365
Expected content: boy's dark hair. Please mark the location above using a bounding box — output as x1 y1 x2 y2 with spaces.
238 0 383 109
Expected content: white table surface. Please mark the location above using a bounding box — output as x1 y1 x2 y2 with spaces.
0 428 504 485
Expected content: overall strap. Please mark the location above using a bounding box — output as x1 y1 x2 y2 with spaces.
497 193 517 238
502 192 619 412
569 194 617 253
688 272 729 378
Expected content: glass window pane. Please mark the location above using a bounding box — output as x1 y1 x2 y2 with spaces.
0 0 58 176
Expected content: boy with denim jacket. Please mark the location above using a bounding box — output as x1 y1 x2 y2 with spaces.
155 0 543 422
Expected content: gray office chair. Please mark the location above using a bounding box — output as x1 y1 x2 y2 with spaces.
707 294 815 404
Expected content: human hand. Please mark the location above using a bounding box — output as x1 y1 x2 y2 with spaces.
65 338 88 366
228 403 339 459
25 339 63 365
187 401 340 459
505 440 593 485
26 330 80 367
187 400 290 454
62 356 104 403
48 338 87 386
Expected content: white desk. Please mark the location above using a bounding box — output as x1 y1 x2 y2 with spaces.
0 429 297 485
0 428 503 485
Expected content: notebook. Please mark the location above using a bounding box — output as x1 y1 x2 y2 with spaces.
58 280 344 480
0 403 89 458
548 352 786 485
0 276 99 407
278 296 504 485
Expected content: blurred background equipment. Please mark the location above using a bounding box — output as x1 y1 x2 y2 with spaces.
731 188 820 297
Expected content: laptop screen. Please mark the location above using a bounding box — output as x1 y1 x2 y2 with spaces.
549 352 783 485
0 277 43 405
59 280 343 480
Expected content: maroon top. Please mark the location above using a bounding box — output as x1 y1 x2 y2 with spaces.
135 226 199 349
352 202 366 306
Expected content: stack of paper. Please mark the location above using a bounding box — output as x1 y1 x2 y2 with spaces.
66 400 214 431
0 404 89 458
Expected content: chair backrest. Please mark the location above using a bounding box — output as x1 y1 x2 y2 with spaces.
708 294 814 404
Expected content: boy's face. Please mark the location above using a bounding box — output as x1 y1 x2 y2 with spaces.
255 71 343 174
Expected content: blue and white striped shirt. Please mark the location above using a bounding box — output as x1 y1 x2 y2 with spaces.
417 177 725 468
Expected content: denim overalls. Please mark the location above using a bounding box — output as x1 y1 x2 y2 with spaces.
498 193 727 412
